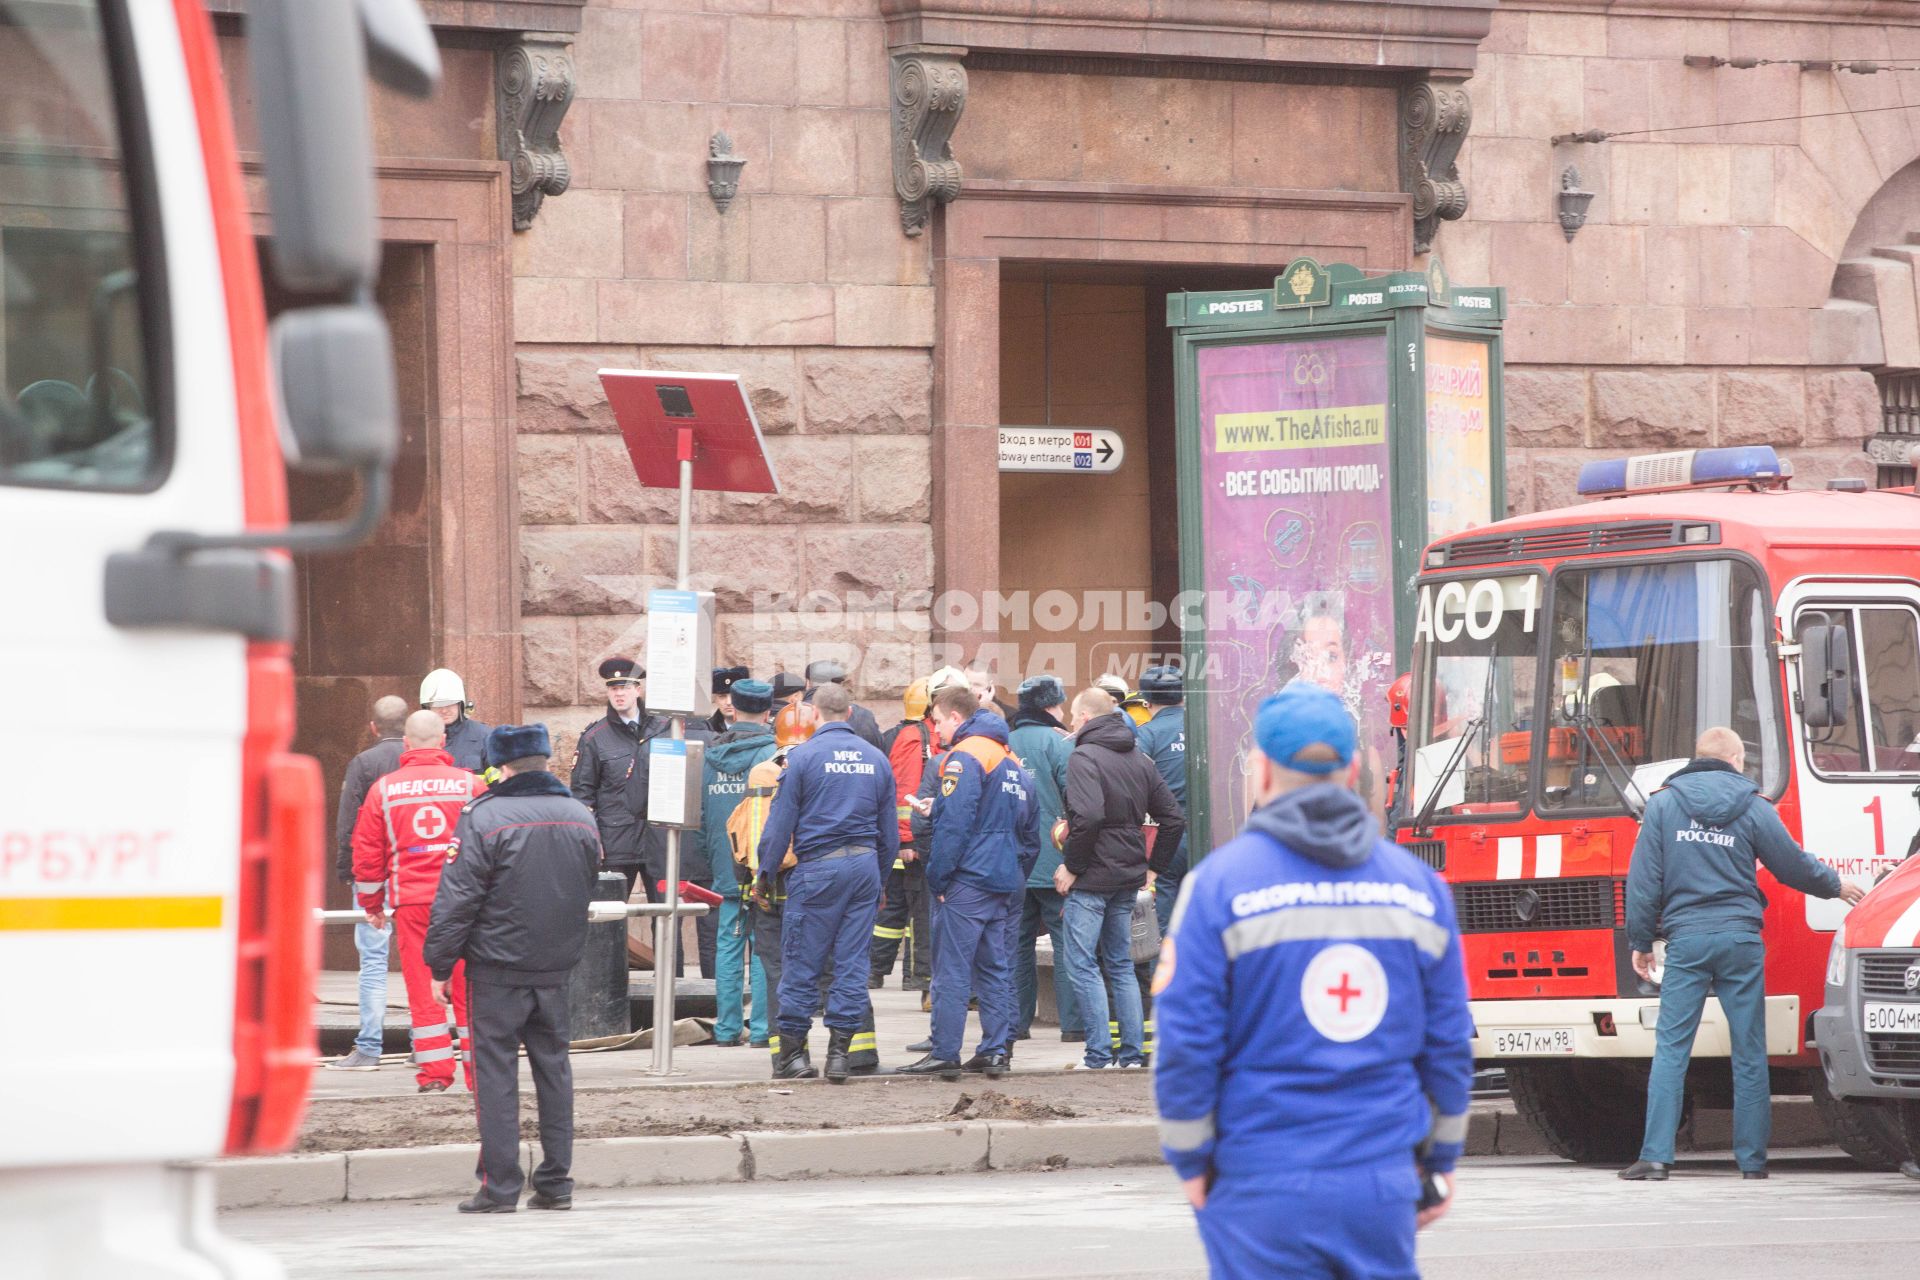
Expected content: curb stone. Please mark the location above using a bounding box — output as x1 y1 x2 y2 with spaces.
209 1098 1831 1210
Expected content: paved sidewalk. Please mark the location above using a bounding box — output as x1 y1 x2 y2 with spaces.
311 974 1095 1100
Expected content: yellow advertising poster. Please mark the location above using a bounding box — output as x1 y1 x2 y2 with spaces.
1425 335 1492 539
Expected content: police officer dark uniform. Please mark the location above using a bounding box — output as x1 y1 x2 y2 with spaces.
424 724 601 1214
706 665 749 735
570 657 668 903
904 685 1040 1080
755 683 898 1083
1133 665 1189 934
1153 685 1473 1277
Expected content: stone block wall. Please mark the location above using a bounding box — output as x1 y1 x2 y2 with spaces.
1443 3 1917 514
513 2 936 761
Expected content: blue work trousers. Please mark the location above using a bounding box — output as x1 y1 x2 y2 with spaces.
1062 887 1145 1068
1197 1161 1420 1280
1640 930 1771 1171
354 918 391 1058
713 893 769 1045
931 882 1020 1061
1016 887 1081 1037
776 853 882 1039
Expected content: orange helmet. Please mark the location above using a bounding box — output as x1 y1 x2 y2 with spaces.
775 701 822 747
901 678 931 722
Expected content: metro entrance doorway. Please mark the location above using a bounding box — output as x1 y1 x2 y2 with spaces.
996 263 1275 697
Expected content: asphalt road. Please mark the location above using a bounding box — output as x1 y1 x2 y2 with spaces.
223 1151 1920 1279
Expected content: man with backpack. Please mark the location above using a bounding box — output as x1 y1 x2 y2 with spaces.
755 684 899 1083
701 678 779 1048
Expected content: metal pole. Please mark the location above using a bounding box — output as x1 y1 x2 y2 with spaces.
650 434 695 1075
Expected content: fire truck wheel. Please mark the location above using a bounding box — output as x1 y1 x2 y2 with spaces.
1809 1071 1914 1172
1506 1060 1651 1164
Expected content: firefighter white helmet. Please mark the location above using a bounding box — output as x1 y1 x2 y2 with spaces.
419 667 468 709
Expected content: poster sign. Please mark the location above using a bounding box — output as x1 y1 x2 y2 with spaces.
646 737 705 829
644 589 715 716
1425 335 1493 540
1196 333 1396 831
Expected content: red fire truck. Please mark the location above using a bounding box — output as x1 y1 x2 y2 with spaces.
1395 445 1918 1168
0 1 434 1273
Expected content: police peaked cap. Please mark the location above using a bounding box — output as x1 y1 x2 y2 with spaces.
488 723 552 762
599 657 644 685
770 671 807 701
731 678 774 714
712 665 750 695
805 659 849 684
1139 665 1185 703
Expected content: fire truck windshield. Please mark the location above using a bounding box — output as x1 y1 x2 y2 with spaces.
1540 557 1783 812
1410 573 1542 821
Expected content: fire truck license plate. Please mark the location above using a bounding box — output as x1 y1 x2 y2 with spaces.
1491 1028 1575 1055
1864 1004 1920 1034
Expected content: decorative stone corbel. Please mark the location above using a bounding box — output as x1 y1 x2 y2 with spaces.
1399 78 1472 256
497 36 576 232
890 47 967 238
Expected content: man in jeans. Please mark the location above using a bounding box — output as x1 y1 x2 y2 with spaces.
1056 688 1185 1068
328 694 408 1071
1620 726 1864 1181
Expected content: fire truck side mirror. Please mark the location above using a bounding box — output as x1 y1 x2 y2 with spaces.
1798 623 1854 730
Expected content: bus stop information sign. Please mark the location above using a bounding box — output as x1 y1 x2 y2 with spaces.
1167 259 1506 853
602 369 779 1076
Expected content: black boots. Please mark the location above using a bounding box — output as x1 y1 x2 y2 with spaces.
901 1053 963 1082
773 1034 817 1080
825 1028 853 1084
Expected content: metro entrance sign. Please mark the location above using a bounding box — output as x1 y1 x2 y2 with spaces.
998 427 1125 473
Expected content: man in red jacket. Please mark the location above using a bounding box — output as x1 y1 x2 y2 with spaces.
353 709 480 1092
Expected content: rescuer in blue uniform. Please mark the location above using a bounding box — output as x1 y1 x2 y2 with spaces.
755 682 898 1083
903 684 1041 1079
1132 665 1188 933
1153 684 1473 1279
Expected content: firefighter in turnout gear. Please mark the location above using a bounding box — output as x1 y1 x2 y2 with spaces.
871 677 935 992
1152 684 1473 1278
352 709 479 1092
420 667 493 776
755 684 898 1083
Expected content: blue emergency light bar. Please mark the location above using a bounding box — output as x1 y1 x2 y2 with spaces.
1576 446 1787 498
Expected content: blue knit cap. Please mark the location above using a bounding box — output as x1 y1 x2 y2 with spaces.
1253 685 1355 776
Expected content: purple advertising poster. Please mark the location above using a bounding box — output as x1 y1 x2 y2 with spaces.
1195 333 1396 833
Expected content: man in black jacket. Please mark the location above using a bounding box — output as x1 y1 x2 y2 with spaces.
328 694 410 1071
1055 688 1185 1069
571 657 668 902
426 723 601 1215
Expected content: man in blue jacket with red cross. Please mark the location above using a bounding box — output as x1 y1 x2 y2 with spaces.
1152 683 1473 1278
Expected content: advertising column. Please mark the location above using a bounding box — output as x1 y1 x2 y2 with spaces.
1194 333 1396 827
1425 335 1494 540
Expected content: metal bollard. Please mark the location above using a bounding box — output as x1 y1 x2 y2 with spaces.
567 871 633 1041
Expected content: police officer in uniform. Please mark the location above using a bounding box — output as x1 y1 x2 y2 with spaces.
706 665 749 735
1133 665 1189 933
1153 685 1473 1277
570 658 658 901
425 725 601 1214
755 683 897 1083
